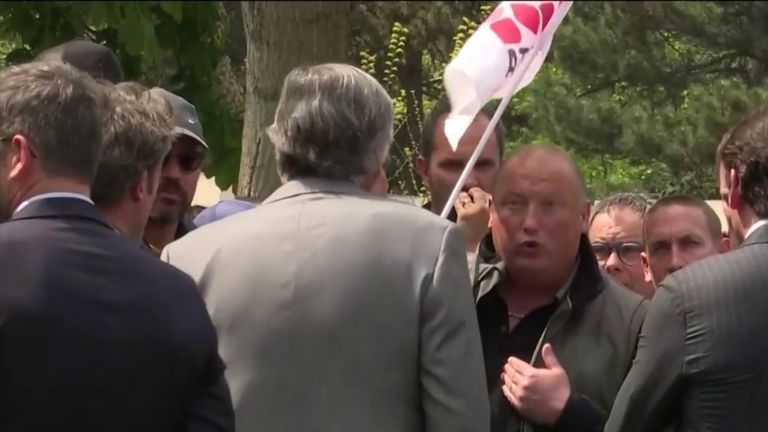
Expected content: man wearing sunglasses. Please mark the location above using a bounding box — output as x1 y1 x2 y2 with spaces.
588 193 656 298
143 87 208 255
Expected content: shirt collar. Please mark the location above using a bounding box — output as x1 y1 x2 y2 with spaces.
745 219 768 241
14 192 93 214
556 260 579 300
476 258 579 302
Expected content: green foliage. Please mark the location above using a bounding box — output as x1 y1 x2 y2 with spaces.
355 1 768 200
352 1 494 197
0 1 241 190
1 1 766 200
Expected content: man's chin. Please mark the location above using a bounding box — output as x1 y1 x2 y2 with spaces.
149 208 181 225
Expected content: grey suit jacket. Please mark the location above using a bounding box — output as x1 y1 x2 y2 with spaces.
162 178 490 432
605 224 768 432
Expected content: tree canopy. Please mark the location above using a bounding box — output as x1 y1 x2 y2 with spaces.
1 1 765 200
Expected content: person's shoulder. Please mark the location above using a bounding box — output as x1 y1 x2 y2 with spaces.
0 217 46 241
165 206 254 252
666 244 768 294
109 235 196 284
599 273 649 316
356 195 455 229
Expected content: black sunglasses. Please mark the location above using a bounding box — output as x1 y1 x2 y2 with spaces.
163 150 205 172
591 241 644 266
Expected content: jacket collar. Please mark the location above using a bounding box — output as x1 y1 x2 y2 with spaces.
474 234 604 312
742 222 768 247
262 177 366 205
9 196 113 231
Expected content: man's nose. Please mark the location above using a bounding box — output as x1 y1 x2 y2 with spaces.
162 154 182 179
463 172 480 190
521 207 540 234
668 245 686 275
605 250 624 274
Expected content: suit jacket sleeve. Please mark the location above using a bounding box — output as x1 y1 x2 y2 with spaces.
419 225 490 432
162 248 235 432
604 279 685 432
178 354 236 432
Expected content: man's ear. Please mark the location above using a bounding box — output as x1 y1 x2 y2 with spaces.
580 200 591 233
488 199 496 229
8 134 36 180
641 252 654 285
413 154 430 189
129 171 149 202
718 236 731 254
727 168 742 211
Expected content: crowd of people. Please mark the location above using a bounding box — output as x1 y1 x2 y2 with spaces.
1 39 766 432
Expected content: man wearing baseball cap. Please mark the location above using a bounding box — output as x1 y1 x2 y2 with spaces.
143 87 209 255
35 39 124 84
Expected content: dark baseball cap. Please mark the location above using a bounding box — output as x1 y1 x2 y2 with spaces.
35 40 124 84
150 87 208 149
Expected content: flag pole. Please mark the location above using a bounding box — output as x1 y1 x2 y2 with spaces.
439 46 542 219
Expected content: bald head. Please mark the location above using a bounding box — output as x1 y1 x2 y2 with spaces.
489 144 591 290
495 144 587 202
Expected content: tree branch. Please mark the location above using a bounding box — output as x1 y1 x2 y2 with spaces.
684 50 742 75
656 29 684 58
577 78 620 98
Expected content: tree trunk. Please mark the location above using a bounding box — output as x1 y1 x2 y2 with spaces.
238 1 351 200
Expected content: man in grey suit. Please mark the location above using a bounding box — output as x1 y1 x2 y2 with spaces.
605 104 768 432
162 63 489 432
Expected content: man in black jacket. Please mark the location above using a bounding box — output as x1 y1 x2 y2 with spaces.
475 145 647 432
0 60 234 431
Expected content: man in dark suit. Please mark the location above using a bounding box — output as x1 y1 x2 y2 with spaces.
0 61 234 431
605 104 768 432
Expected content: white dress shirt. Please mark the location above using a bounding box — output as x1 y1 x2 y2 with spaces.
745 219 768 241
14 192 93 214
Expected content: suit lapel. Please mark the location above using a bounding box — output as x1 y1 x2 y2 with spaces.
10 197 114 231
262 177 365 205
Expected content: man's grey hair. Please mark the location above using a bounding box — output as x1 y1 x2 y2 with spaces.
590 192 654 226
0 60 112 183
91 82 174 208
267 63 393 182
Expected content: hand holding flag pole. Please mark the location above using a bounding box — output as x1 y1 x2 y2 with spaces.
439 1 573 219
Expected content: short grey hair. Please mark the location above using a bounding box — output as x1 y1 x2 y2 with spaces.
91 82 174 208
590 192 654 226
0 60 112 183
267 63 393 182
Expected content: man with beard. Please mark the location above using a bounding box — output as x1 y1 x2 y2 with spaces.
414 95 505 273
143 87 208 255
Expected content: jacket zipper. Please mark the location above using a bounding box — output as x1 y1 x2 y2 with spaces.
520 295 573 432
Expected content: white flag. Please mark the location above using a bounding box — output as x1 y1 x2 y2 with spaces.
443 1 573 149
